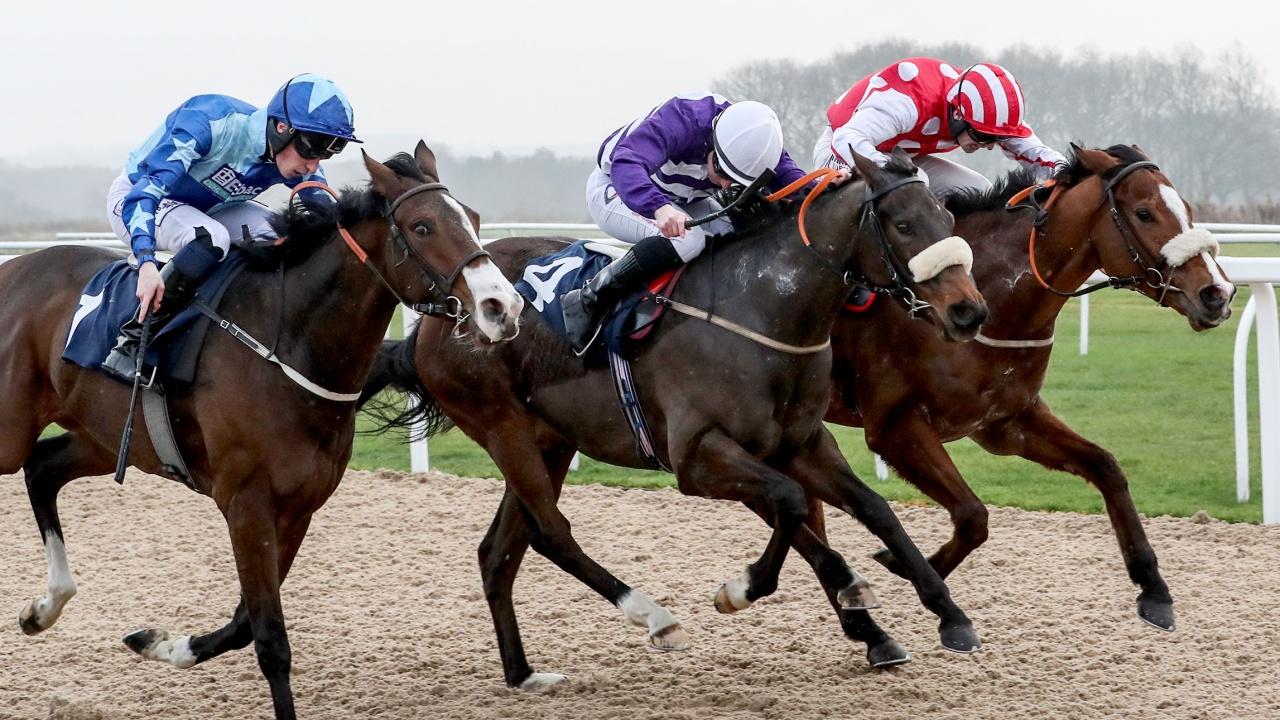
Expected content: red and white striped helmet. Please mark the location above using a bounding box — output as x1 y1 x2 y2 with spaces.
948 63 1033 139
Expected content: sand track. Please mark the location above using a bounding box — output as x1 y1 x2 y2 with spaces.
3 468 1278 719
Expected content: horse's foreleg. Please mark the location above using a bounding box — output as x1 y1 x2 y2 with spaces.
742 497 911 668
480 488 566 690
124 514 314 668
486 428 689 655
787 429 981 654
865 411 988 579
19 433 114 635
973 400 1173 631
221 491 298 720
675 430 809 615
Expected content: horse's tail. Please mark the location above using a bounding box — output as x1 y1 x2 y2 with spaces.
358 327 454 439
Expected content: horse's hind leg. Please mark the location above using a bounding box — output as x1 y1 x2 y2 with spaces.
743 496 911 668
973 399 1174 631
18 432 114 635
786 429 981 654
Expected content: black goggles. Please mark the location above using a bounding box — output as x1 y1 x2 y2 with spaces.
965 127 1005 145
292 131 348 160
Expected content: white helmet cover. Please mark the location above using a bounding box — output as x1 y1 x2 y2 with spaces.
712 101 785 185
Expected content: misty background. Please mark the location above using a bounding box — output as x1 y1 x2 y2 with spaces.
4 39 1278 241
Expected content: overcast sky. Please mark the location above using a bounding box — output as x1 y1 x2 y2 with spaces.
2 0 1275 168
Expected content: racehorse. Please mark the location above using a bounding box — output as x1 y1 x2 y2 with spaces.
362 150 989 689
823 144 1234 632
2 143 523 720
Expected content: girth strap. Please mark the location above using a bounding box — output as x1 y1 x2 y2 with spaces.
608 351 671 472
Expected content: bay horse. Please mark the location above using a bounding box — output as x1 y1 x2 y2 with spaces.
823 144 1234 632
2 143 523 720
363 150 989 689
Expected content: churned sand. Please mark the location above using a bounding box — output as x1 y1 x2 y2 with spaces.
3 468 1278 719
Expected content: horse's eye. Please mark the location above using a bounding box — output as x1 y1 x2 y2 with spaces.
1135 208 1155 223
895 223 913 236
414 223 431 236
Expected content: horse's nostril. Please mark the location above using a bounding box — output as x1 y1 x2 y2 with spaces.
948 302 985 331
481 298 505 322
1199 286 1227 312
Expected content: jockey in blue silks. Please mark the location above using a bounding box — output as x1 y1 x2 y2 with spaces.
561 92 816 352
102 73 359 380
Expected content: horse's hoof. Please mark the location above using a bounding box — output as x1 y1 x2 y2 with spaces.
123 629 196 668
649 623 690 652
713 576 752 614
1137 596 1175 632
939 622 982 654
867 638 911 668
518 672 568 692
18 601 46 636
122 629 162 655
837 580 881 610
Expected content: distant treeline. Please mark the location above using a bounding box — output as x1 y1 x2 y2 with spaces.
715 38 1279 205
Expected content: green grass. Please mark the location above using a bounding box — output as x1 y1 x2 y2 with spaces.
352 284 1270 523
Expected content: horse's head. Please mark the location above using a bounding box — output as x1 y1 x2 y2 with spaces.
362 142 524 343
1064 144 1234 330
847 149 988 341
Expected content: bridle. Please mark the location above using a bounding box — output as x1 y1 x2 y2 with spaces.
290 180 490 321
763 168 934 316
1014 160 1187 305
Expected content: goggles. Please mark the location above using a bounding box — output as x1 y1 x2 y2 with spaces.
291 130 348 160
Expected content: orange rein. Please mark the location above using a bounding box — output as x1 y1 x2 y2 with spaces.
764 167 845 247
1007 179 1067 292
286 180 371 264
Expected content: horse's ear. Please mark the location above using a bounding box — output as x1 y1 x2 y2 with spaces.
459 200 482 235
851 151 883 187
1130 144 1149 160
363 150 400 198
1074 146 1118 175
414 140 440 181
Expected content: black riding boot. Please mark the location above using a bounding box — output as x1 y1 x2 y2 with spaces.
101 228 224 381
561 234 683 353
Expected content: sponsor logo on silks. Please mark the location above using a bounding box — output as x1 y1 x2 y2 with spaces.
201 165 266 201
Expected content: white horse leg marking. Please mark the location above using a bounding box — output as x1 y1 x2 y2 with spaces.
617 589 689 651
518 672 568 691
20 531 77 633
130 630 197 669
713 571 753 614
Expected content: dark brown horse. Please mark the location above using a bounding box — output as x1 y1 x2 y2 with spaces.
823 144 1234 632
363 151 989 689
3 143 523 720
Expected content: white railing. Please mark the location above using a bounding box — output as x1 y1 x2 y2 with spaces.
18 227 1280 522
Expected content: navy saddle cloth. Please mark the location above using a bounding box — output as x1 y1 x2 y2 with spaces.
514 241 671 357
61 251 248 383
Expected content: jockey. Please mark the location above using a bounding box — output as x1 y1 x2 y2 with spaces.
562 92 813 352
813 58 1065 196
102 73 359 380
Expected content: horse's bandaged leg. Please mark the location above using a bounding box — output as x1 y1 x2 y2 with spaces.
617 589 689 651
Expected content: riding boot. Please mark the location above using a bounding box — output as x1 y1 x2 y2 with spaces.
561 234 683 353
101 228 224 381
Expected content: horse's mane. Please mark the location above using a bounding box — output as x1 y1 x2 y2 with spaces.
943 144 1149 218
240 153 425 270
725 151 923 240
